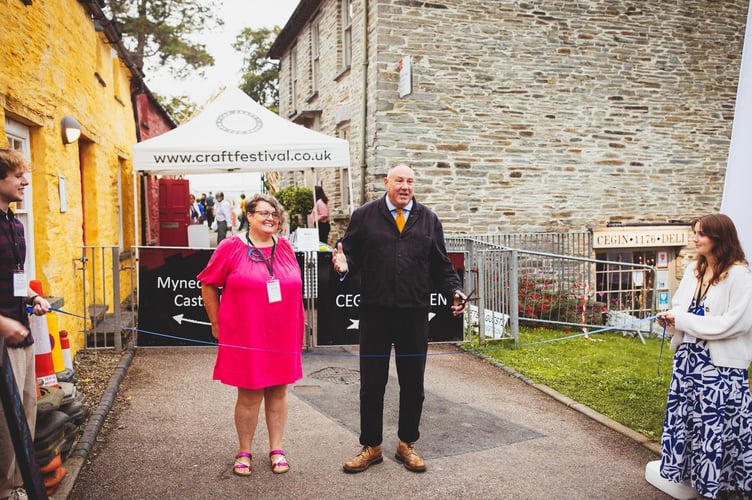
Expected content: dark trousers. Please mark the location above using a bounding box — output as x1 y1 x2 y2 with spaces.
317 221 330 245
358 305 428 446
216 220 228 244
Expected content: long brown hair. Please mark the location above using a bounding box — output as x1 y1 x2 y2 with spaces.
693 213 747 284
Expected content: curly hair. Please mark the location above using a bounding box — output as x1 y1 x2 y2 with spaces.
244 193 287 229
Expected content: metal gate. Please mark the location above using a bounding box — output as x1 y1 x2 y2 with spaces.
447 236 659 343
76 246 137 350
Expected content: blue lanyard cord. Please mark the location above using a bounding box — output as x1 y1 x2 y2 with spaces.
657 324 667 377
32 306 664 362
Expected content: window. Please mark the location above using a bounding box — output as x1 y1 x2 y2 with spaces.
4 118 35 277
311 20 320 96
337 125 351 212
341 0 352 69
290 43 298 114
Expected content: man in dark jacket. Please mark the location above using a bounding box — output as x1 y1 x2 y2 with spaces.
332 163 466 473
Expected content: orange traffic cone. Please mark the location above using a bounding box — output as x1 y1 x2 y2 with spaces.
59 330 73 371
29 281 64 371
46 308 64 373
29 280 58 388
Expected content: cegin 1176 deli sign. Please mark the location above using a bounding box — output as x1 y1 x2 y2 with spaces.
593 225 692 249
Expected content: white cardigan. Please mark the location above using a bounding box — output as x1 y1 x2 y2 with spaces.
667 262 752 369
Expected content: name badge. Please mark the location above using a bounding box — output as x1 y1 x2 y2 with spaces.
267 279 282 303
13 271 27 297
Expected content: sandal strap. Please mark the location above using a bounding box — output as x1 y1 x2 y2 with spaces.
236 452 252 459
269 449 285 456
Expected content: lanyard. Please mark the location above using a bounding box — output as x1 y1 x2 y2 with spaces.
694 278 711 305
246 231 277 278
0 209 23 270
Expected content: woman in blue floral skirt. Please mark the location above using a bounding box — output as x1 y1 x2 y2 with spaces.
657 213 752 499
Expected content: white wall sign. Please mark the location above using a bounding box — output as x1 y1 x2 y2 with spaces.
399 56 412 98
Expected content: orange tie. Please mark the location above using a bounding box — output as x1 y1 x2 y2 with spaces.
395 208 406 232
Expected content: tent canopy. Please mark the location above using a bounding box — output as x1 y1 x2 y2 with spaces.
132 87 350 175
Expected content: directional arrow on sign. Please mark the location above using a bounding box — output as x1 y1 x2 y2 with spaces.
172 314 211 326
346 319 360 330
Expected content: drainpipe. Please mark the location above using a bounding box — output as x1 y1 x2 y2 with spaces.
359 0 369 205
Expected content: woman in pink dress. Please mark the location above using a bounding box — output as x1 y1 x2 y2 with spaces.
198 193 304 477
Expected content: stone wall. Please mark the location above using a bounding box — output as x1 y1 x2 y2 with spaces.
276 0 747 239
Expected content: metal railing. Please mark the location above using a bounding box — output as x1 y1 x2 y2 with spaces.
76 246 136 351
447 236 659 344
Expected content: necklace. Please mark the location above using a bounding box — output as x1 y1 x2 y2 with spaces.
246 230 277 277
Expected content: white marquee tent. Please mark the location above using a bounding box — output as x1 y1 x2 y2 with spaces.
133 86 351 175
131 87 352 245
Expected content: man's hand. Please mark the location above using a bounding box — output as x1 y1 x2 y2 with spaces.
332 242 349 274
28 295 51 316
451 291 467 317
0 314 30 345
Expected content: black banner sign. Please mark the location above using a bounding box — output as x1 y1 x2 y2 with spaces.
315 251 465 345
137 248 214 347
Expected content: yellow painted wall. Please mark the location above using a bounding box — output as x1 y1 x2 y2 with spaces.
0 0 139 356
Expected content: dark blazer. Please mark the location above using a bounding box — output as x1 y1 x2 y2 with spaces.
340 196 461 308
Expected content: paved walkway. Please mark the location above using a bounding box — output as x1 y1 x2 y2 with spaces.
55 344 670 499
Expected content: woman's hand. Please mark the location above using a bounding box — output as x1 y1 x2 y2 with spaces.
656 313 675 328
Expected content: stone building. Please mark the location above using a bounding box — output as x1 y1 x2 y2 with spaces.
1 0 173 354
269 0 748 301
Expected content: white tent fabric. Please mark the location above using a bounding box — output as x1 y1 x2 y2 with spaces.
133 87 350 175
722 1 752 257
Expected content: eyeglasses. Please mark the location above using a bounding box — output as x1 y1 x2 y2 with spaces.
252 210 280 221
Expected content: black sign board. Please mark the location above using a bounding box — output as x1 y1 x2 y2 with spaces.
137 248 215 346
316 251 465 345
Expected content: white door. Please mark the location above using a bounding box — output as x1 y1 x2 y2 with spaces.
4 118 35 279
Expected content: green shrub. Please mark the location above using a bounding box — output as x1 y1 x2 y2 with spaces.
275 186 313 232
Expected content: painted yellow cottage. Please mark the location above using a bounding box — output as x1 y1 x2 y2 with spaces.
1 0 173 356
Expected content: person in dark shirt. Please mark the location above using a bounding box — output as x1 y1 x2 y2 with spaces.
0 148 51 500
332 163 467 473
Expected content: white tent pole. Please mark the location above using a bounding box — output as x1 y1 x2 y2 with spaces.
311 168 318 233
347 164 355 214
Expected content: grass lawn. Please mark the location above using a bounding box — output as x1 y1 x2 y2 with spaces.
461 327 675 441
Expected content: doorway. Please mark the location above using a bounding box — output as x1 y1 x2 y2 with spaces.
158 178 189 246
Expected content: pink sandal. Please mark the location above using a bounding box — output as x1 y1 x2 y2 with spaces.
233 452 252 476
269 449 290 474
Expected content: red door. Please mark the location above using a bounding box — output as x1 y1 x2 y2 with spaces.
158 178 190 246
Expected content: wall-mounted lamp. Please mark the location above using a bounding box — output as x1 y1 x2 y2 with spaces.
61 116 81 145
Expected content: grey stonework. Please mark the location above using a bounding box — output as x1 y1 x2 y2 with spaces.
272 0 747 242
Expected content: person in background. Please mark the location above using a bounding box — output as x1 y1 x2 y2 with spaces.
656 213 752 499
189 194 203 224
0 148 51 500
198 193 303 477
205 192 215 230
213 192 233 244
310 186 330 245
237 194 248 232
332 163 467 474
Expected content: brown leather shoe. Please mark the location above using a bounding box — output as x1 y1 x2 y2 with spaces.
343 445 383 473
395 441 427 472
